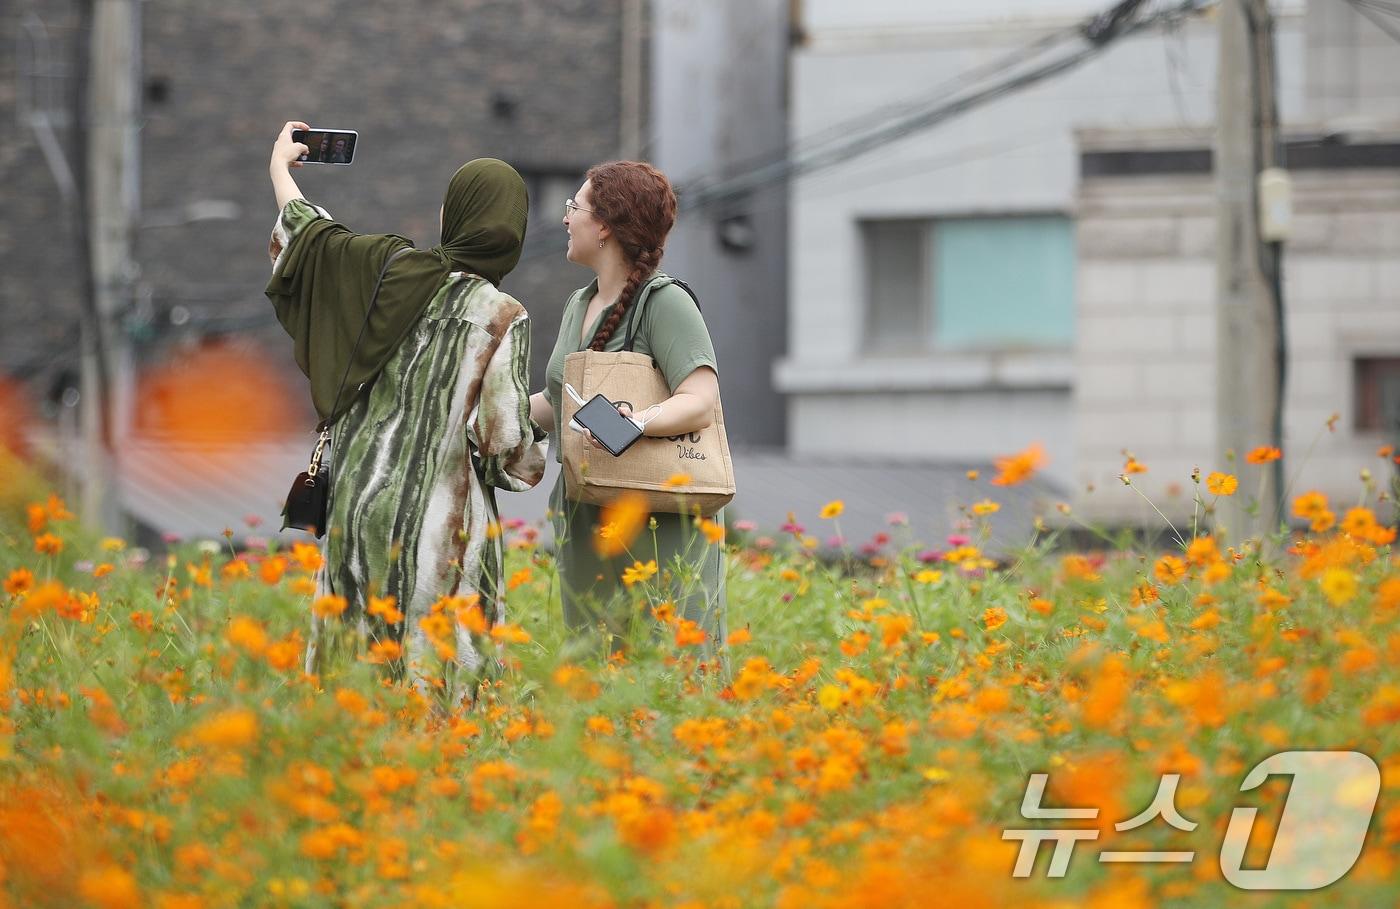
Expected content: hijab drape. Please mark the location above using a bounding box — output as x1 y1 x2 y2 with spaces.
266 158 529 424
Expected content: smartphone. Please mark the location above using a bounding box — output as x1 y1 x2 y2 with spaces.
573 394 644 457
291 128 358 165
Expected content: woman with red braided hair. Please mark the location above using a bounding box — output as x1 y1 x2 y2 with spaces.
530 161 727 656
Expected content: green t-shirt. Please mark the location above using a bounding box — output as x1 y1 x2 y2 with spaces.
544 273 718 463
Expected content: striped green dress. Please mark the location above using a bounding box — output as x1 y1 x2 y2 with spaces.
270 200 546 699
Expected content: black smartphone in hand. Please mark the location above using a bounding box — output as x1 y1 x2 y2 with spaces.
573 394 644 457
291 128 358 165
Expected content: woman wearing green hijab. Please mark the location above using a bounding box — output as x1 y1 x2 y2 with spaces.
265 121 546 706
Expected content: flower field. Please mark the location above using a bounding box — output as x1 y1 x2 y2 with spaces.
1 446 1398 909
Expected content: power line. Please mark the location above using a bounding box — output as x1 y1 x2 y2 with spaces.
510 0 1215 270
1343 0 1400 42
1353 0 1400 16
676 24 1086 198
680 0 1213 213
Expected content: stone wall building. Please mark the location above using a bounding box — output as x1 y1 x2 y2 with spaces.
2 0 637 420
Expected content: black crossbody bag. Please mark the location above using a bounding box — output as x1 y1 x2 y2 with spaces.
281 247 411 538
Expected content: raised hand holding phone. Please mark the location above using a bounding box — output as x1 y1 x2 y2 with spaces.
271 120 311 170
290 128 358 165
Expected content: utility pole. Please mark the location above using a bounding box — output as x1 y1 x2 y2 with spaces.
619 0 645 159
1215 0 1284 542
83 0 140 532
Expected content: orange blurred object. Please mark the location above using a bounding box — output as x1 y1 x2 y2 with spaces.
0 376 35 459
135 341 305 446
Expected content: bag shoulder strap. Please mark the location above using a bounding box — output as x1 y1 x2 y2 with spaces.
318 245 414 431
621 276 701 353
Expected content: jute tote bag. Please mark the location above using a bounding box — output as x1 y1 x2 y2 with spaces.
561 279 736 516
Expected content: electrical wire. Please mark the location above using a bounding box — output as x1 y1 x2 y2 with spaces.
679 0 1214 214
1343 0 1400 42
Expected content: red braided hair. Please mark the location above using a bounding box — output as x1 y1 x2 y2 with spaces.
583 161 678 351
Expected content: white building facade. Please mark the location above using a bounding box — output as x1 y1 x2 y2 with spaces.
782 0 1400 522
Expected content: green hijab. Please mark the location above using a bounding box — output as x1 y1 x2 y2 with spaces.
266 158 529 425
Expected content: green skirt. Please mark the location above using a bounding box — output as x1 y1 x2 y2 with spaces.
548 473 727 654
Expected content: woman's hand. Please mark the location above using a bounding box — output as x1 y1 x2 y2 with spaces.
270 121 310 171
269 121 310 211
634 367 718 437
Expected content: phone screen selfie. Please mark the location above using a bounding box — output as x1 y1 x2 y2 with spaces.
291 129 357 165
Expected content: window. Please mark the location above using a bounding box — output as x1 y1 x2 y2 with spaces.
1355 357 1400 434
863 215 1075 352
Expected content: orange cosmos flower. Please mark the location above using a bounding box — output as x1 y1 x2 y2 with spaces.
219 559 251 581
1377 577 1400 611
367 595 404 624
593 491 649 558
259 556 287 585
489 623 531 644
1320 568 1357 606
457 602 489 634
621 560 658 587
981 607 1008 632
700 519 725 544
877 613 914 647
1310 510 1336 534
674 619 706 647
1205 472 1237 496
1154 555 1187 585
265 638 301 672
79 864 142 909
311 595 348 618
1061 554 1102 582
1339 507 1377 539
189 708 259 750
1291 491 1329 519
226 616 268 655
365 640 404 664
3 568 34 597
990 442 1047 487
1245 446 1282 464
1185 536 1219 567
33 533 63 556
290 542 323 574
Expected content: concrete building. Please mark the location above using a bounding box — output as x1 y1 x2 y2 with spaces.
1073 1 1400 523
781 0 1399 525
650 0 791 449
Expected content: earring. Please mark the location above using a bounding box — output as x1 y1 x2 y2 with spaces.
598 239 605 248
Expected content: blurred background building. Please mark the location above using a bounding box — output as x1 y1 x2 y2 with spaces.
2 0 643 544
780 0 1400 529
2 0 1397 547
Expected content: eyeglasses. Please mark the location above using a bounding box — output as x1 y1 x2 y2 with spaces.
563 198 595 217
